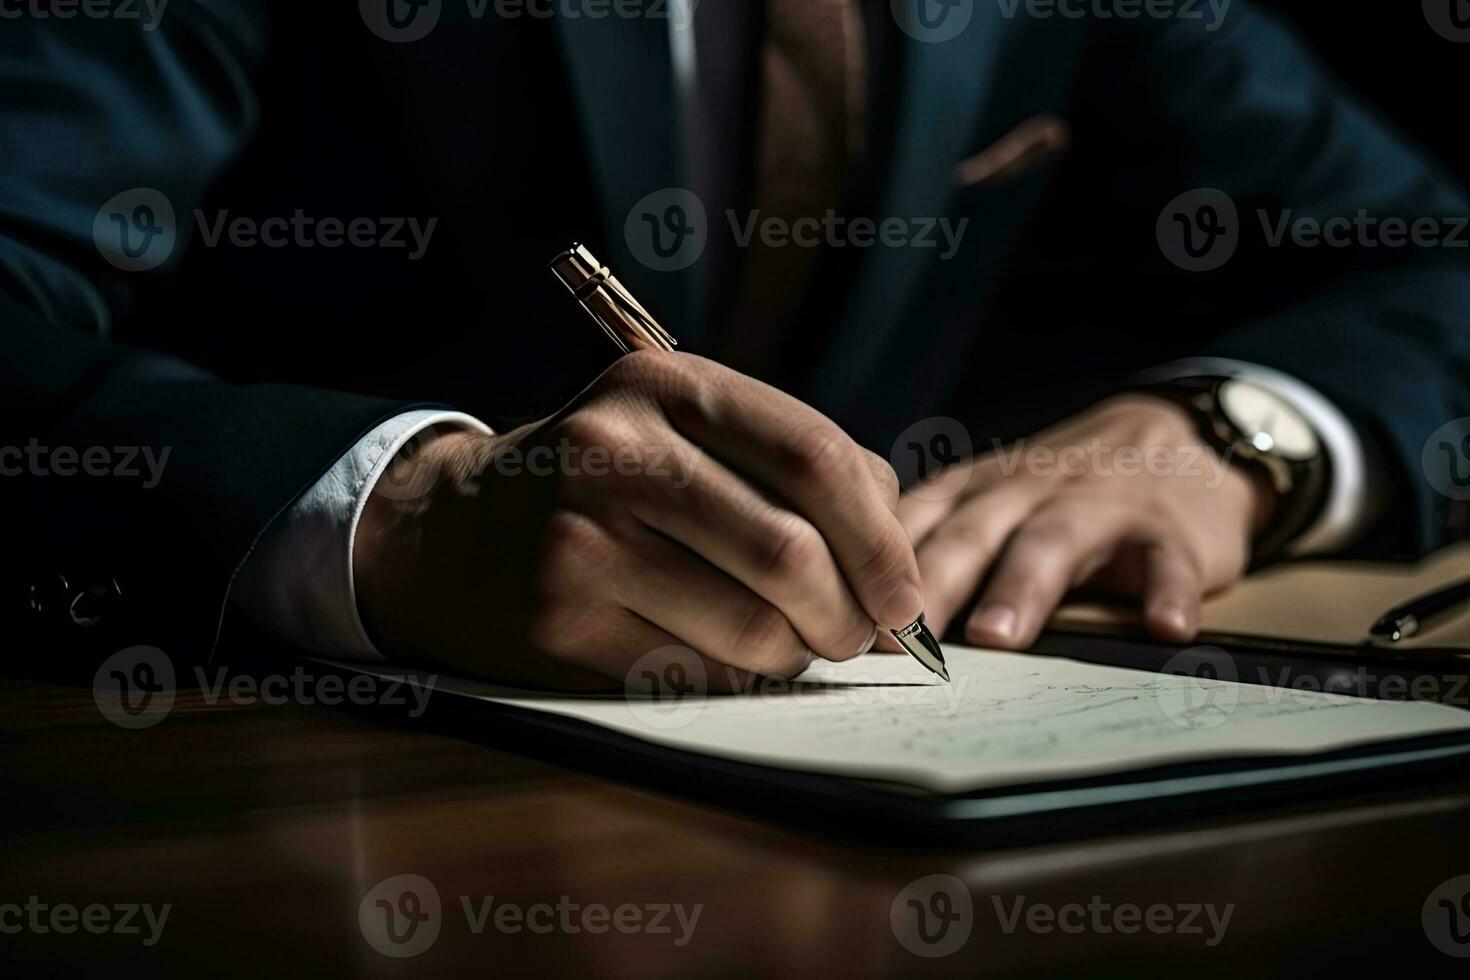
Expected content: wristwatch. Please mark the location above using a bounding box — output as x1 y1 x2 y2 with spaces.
1142 376 1328 561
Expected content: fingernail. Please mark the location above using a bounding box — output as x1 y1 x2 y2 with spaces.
968 602 1018 644
1150 601 1194 638
879 582 924 629
857 623 879 657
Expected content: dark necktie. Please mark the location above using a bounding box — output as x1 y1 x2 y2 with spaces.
720 0 867 373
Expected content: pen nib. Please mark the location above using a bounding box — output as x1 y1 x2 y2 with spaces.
891 615 950 684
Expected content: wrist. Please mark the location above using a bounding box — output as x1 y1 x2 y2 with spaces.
353 427 493 650
1110 392 1279 540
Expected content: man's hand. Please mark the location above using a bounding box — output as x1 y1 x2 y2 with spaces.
890 396 1275 651
351 351 923 690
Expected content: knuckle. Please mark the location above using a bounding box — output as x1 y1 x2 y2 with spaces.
555 411 629 453
602 347 670 387
757 511 824 582
784 423 858 487
734 603 805 664
533 510 608 591
524 601 575 656
935 514 991 547
863 449 902 502
1014 516 1080 554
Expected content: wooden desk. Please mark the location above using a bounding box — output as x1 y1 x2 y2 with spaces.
4 675 1470 976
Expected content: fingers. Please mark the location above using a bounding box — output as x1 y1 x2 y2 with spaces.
911 483 1039 640
1140 544 1203 643
576 608 759 695
965 500 1142 649
657 356 923 630
613 522 820 679
628 438 878 663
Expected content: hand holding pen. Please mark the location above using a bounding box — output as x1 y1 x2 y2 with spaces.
349 246 941 691
549 245 949 682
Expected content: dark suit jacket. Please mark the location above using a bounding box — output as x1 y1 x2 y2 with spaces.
4 0 1468 668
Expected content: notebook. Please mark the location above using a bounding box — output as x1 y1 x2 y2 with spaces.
339 645 1470 796
1055 544 1470 656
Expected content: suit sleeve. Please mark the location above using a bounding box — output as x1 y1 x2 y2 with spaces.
0 6 412 674
1090 5 1470 554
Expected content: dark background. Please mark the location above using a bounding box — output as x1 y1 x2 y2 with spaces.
1258 1 1467 189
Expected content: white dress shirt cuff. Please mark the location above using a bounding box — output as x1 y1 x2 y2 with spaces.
1141 357 1369 556
233 409 494 660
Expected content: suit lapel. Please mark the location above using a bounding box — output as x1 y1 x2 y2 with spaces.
555 8 688 337
810 20 998 416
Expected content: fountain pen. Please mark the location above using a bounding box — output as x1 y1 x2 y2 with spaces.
548 243 951 684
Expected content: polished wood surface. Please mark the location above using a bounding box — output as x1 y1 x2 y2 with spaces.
4 672 1470 977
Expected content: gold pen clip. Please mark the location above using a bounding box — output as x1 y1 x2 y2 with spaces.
548 243 678 354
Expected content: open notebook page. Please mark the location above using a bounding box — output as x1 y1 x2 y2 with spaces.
343 647 1470 795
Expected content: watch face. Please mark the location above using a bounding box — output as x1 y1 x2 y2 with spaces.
1218 380 1320 461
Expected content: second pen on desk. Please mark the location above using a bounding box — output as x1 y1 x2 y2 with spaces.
547 243 950 684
